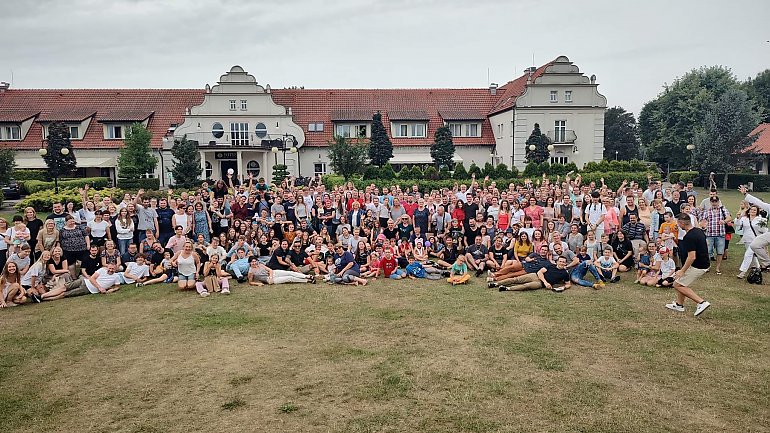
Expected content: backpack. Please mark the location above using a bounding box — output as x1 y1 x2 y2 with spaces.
747 267 763 285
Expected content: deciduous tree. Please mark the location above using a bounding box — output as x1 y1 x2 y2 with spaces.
328 136 369 180
118 122 158 180
604 107 640 160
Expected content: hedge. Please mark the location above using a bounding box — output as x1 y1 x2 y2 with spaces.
11 169 48 181
22 177 111 194
582 160 651 173
323 170 659 192
668 171 699 185
117 177 161 191
701 173 770 191
16 187 123 213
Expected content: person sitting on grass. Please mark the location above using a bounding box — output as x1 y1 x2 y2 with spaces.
1 261 27 307
486 236 509 275
596 246 620 283
404 254 443 280
655 247 676 288
377 248 405 280
642 244 662 287
195 253 231 295
331 244 368 286
447 254 470 285
488 244 551 285
117 255 150 287
227 248 251 283
465 236 489 277
361 251 381 280
21 249 50 303
570 254 605 289
634 242 652 284
494 256 572 292
64 262 121 297
171 241 204 296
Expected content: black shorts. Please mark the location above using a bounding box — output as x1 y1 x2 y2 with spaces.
90 235 107 248
63 250 86 264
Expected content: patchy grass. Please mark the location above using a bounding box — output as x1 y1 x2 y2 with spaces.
0 189 768 432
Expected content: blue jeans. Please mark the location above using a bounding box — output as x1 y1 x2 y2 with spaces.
228 262 249 279
117 238 131 255
389 269 406 279
706 236 726 256
570 261 603 287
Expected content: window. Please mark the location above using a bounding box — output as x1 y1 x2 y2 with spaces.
69 126 79 139
554 120 566 143
393 123 426 138
314 162 327 176
397 124 409 137
212 122 224 139
550 90 558 103
335 124 368 138
205 161 213 179
315 122 324 132
246 160 261 177
2 125 21 140
412 123 425 137
467 123 479 137
108 125 123 139
448 123 462 137
565 90 572 103
497 124 504 138
240 100 248 111
550 156 569 164
255 122 267 138
229 100 237 111
308 123 316 132
230 122 249 146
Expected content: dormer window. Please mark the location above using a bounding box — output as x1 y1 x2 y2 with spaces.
69 126 80 139
107 125 123 139
1 125 21 141
335 123 368 139
392 122 426 138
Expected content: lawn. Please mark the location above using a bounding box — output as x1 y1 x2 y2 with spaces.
1 190 769 433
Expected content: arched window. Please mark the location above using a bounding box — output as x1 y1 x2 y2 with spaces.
212 122 224 139
247 160 261 177
205 161 213 179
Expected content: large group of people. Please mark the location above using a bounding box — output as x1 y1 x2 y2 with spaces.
2 170 767 318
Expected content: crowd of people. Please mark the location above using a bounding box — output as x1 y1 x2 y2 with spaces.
2 171 768 318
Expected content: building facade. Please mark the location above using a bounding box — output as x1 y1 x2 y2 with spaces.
0 56 607 185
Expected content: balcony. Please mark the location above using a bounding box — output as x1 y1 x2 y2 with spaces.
187 131 283 149
547 129 577 144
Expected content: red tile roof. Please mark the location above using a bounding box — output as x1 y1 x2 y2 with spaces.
0 109 40 122
0 89 204 149
98 109 155 122
38 109 96 122
487 63 552 116
387 110 430 121
439 110 486 121
330 109 374 122
271 88 503 147
749 123 770 154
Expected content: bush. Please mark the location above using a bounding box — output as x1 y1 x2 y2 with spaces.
362 166 381 181
409 165 423 179
322 174 346 189
578 171 661 190
523 162 548 177
22 177 111 194
12 169 48 181
380 163 396 180
397 166 412 179
438 167 452 180
16 187 123 213
117 177 161 191
423 166 439 180
453 163 469 179
704 173 770 191
482 162 495 178
468 163 482 178
668 171 699 185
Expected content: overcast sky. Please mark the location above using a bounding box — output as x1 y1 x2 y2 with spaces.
2 0 768 116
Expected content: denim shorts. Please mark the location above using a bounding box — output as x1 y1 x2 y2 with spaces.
706 236 726 255
178 273 196 282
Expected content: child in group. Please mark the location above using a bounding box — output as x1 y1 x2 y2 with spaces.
361 251 381 279
658 211 679 264
655 247 677 288
596 246 619 283
576 246 592 263
405 254 443 280
634 243 651 284
378 249 406 280
8 243 32 277
161 250 178 284
324 256 337 283
447 255 470 285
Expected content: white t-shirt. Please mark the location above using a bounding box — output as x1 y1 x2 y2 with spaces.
85 270 121 293
511 209 525 225
21 262 44 287
88 220 110 238
120 262 150 284
658 257 676 278
206 246 227 260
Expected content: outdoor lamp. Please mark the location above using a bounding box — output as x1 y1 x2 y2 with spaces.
290 147 298 153
528 145 536 151
61 147 70 155
38 148 47 156
547 144 555 151
686 144 695 150
271 146 279 153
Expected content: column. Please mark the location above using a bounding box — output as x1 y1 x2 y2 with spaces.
236 151 243 183
262 151 268 181
200 151 206 180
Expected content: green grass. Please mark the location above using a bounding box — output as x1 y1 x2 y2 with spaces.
0 189 768 432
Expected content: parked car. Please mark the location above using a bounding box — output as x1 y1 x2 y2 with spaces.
2 179 21 199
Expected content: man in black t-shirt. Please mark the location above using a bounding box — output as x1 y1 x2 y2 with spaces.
287 242 311 274
465 236 488 276
80 245 102 279
498 256 571 292
666 213 711 316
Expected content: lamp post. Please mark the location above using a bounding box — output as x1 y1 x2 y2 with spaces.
615 150 619 161
686 144 695 171
38 142 69 193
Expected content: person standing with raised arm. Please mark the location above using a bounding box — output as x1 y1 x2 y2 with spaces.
739 185 770 270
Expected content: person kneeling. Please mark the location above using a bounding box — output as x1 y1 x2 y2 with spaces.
495 256 572 292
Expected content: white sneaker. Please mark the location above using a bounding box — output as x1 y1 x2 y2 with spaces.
200 291 210 298
665 302 685 312
221 288 231 295
694 301 711 316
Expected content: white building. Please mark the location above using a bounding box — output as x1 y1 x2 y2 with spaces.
0 56 608 183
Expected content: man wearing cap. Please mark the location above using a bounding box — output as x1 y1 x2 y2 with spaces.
666 213 711 316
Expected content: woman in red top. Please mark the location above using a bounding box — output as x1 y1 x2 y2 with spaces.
497 200 511 231
524 197 544 229
452 200 466 225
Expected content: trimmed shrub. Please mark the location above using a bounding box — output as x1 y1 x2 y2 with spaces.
578 171 661 190
397 166 412 179
322 174 346 189
12 169 48 181
16 187 123 213
117 177 161 191
423 166 439 180
22 177 111 194
380 163 396 180
452 163 469 179
362 165 381 181
668 171 699 185
482 162 495 178
468 163 482 178
438 167 452 180
409 165 423 179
